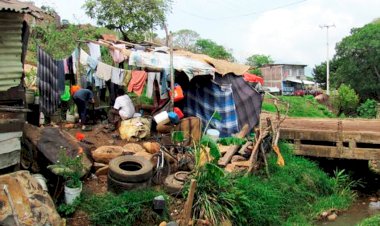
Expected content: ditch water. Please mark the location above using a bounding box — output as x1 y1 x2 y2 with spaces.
311 158 380 226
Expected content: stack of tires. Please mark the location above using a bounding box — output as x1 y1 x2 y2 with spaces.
108 156 153 194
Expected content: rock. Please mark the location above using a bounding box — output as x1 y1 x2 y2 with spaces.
142 142 161 154
327 213 337 221
0 171 63 226
134 151 153 161
95 166 109 176
369 201 380 209
123 143 145 153
369 197 378 202
108 139 116 145
321 211 329 218
231 155 246 162
92 146 130 164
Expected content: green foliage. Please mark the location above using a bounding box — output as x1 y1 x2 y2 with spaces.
185 141 355 225
172 29 200 51
312 60 338 89
217 137 246 146
200 135 221 163
331 84 360 116
171 131 185 143
357 214 380 226
57 196 81 216
246 54 274 68
249 68 263 76
79 189 168 226
263 95 335 118
51 147 84 188
195 39 234 61
333 21 380 100
357 99 378 118
83 0 172 42
28 24 115 65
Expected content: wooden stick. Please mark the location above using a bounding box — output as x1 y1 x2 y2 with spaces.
3 185 20 226
183 179 197 225
247 130 269 174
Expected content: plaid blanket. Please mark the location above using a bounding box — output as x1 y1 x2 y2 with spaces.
184 77 239 137
216 74 263 132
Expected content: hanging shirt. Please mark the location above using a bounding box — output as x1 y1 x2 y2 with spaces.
114 94 135 120
87 43 101 61
110 44 126 64
96 62 113 81
111 67 126 86
146 72 160 98
127 70 148 96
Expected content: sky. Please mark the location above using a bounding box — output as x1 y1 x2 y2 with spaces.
28 0 380 75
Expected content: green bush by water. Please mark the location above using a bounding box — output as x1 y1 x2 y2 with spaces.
357 214 380 226
186 142 355 225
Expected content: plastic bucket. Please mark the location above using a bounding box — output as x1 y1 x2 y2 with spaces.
25 90 35 104
64 183 82 204
32 174 48 191
153 111 170 125
206 129 220 141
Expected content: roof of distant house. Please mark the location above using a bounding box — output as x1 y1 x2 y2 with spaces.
262 63 307 67
0 0 44 18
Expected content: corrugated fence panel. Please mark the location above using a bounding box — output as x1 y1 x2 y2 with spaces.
0 12 23 91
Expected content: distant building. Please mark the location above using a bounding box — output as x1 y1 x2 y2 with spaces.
260 63 314 95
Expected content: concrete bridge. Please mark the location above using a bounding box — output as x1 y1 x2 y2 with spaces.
278 117 380 160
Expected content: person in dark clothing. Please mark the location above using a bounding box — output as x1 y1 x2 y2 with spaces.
73 86 94 130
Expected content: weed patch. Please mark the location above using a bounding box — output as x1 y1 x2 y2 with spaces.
78 189 168 226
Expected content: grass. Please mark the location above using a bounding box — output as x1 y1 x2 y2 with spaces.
262 95 335 118
185 142 355 225
77 189 168 226
357 214 380 226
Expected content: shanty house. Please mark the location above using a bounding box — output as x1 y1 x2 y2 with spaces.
0 0 43 170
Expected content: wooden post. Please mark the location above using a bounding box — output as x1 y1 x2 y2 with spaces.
169 32 175 111
183 179 197 225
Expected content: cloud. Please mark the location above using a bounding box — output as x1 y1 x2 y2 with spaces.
243 0 379 68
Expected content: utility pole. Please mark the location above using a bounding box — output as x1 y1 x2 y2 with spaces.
320 24 335 95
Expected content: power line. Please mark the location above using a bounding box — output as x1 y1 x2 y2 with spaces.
177 0 308 21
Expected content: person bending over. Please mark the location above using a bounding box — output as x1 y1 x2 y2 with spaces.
73 86 94 130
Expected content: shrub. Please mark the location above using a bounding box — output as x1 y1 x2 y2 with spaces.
330 84 359 116
357 99 378 118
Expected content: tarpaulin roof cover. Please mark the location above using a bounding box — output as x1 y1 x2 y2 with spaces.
174 50 250 76
243 72 264 85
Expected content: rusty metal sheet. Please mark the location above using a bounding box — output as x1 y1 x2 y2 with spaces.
0 12 23 92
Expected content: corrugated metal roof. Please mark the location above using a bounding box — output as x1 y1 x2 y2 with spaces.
0 0 43 18
0 12 23 91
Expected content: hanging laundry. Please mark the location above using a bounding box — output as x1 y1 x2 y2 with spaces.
146 72 160 98
110 44 126 64
72 48 78 74
87 42 101 61
127 70 147 96
111 67 126 86
123 70 132 86
96 61 113 81
37 47 61 115
85 55 98 85
79 49 89 65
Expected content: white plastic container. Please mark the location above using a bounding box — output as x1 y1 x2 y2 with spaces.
206 129 220 141
64 183 82 204
153 111 170 125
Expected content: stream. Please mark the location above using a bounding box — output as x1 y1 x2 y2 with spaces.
311 158 380 226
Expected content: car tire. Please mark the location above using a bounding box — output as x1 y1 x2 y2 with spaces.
108 156 153 183
107 173 151 194
164 174 184 197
